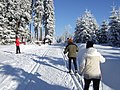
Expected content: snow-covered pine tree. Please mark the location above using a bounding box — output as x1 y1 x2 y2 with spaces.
0 0 15 44
0 2 4 44
13 0 31 42
74 9 99 43
108 6 120 46
118 7 120 20
34 0 44 41
117 7 120 46
0 0 31 44
74 17 84 43
43 0 55 42
97 20 109 44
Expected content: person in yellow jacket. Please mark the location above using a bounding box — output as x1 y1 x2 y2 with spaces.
64 38 79 73
79 41 105 90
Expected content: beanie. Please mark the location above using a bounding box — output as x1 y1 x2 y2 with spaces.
68 38 73 43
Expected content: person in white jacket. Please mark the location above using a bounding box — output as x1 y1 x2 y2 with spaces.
79 41 105 90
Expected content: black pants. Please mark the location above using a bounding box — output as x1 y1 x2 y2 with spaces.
84 78 100 90
16 46 21 54
69 57 77 71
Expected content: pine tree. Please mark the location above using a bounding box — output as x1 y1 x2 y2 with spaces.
74 10 99 43
0 2 4 44
108 6 120 46
97 20 108 44
0 0 31 44
34 0 44 41
43 0 55 42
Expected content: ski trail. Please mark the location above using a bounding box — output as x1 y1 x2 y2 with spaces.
17 48 50 90
25 45 77 90
0 46 49 90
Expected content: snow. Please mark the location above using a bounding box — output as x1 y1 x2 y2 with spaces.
0 43 120 90
0 27 3 31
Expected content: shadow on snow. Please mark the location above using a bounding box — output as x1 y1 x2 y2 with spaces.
0 64 70 90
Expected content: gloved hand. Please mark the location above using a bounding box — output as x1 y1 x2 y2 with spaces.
78 72 83 76
79 73 82 76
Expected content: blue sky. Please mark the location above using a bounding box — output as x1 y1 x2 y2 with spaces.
54 0 120 36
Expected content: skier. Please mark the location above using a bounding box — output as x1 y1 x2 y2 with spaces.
79 41 105 90
15 36 21 54
64 38 79 73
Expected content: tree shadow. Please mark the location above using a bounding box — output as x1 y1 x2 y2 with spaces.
3 51 14 54
33 55 67 73
22 52 67 72
0 64 70 90
101 59 120 90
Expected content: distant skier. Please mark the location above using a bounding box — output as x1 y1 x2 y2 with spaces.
15 36 21 54
64 38 79 73
79 41 105 90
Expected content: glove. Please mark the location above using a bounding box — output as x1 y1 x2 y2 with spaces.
78 72 83 76
79 73 82 76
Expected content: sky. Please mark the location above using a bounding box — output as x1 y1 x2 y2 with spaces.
54 0 120 36
0 43 120 90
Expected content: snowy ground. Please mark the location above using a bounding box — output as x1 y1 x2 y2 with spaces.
0 43 120 90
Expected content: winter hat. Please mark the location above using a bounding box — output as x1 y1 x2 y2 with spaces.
68 38 73 43
86 41 94 48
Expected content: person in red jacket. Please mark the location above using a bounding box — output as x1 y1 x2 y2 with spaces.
15 36 21 54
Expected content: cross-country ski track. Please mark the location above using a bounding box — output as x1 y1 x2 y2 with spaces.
1 43 120 90
0 44 83 90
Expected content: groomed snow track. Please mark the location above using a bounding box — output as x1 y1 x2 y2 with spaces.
0 48 50 90
62 50 83 90
17 48 50 90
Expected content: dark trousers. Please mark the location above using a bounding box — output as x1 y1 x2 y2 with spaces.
69 57 77 71
16 46 21 53
84 78 100 90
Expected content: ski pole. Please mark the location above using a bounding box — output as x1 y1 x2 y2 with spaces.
100 74 103 90
64 54 69 69
101 80 104 90
62 52 68 70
